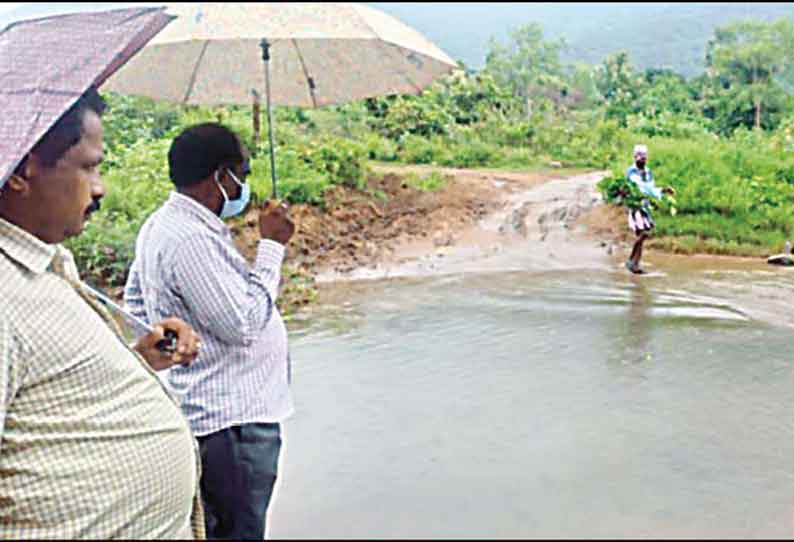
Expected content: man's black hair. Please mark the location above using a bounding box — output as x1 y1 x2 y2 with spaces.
168 123 245 188
19 86 107 172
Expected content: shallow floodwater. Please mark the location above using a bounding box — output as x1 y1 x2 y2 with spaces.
270 258 794 539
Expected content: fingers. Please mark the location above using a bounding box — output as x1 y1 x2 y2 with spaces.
155 318 202 366
176 328 200 366
133 326 174 371
135 325 166 352
134 318 206 371
148 350 175 371
264 199 289 214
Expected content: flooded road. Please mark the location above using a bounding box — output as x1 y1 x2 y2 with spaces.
270 256 794 539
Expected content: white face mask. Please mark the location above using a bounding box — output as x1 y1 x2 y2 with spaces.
215 168 251 219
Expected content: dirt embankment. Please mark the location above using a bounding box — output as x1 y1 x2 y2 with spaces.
231 164 619 292
232 166 505 275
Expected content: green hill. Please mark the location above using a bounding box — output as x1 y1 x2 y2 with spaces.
370 2 794 77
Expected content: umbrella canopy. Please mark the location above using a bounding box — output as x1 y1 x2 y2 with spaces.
103 2 459 107
0 6 174 186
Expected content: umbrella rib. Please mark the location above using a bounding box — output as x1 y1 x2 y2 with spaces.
378 41 423 95
291 39 317 108
350 8 425 94
1 109 41 186
95 11 174 88
183 40 210 104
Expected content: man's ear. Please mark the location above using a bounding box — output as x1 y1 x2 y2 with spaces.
5 155 35 196
4 175 32 198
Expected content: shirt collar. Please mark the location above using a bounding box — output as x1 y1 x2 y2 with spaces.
167 192 229 234
0 216 57 274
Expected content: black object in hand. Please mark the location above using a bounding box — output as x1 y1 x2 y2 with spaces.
156 329 178 353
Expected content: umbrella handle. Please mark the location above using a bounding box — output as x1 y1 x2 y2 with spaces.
260 38 278 201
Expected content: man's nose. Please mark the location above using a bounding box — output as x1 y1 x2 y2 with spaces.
91 174 106 199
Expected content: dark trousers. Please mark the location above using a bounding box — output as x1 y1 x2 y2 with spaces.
197 423 282 540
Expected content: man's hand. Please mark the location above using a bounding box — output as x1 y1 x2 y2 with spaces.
134 317 202 371
259 200 295 245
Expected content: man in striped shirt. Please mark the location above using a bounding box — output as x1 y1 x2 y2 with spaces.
123 123 296 540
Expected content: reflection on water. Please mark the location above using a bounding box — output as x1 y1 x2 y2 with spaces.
272 265 794 539
619 280 654 366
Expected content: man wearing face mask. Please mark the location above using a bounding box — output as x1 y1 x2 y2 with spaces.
123 123 295 540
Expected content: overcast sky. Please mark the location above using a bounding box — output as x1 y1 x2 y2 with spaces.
0 3 28 15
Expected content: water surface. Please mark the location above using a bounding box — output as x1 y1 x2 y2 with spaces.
270 261 794 539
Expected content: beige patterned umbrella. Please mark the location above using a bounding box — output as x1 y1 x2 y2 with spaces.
103 2 458 197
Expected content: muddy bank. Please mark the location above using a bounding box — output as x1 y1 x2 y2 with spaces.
230 165 599 312
308 169 614 282
234 164 584 273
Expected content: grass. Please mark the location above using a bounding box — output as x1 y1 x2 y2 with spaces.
648 236 776 257
403 171 450 192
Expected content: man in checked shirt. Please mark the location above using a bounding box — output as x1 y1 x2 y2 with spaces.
0 87 205 538
124 123 296 540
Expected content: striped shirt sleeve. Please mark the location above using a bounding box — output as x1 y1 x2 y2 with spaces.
171 233 284 346
123 259 150 329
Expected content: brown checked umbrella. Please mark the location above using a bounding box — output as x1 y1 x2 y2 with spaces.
0 6 175 186
103 2 459 198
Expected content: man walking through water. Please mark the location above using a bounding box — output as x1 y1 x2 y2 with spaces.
624 144 675 274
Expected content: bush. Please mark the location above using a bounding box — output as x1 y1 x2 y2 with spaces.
478 118 536 147
360 132 399 162
625 111 711 139
102 93 181 156
444 140 497 168
298 136 370 189
249 149 332 205
375 95 454 140
397 134 452 165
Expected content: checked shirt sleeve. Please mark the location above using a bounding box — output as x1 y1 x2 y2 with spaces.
0 312 24 453
171 233 285 347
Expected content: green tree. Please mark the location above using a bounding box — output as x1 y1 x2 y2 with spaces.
566 63 605 110
706 19 792 131
484 22 568 117
592 51 645 124
636 69 699 118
